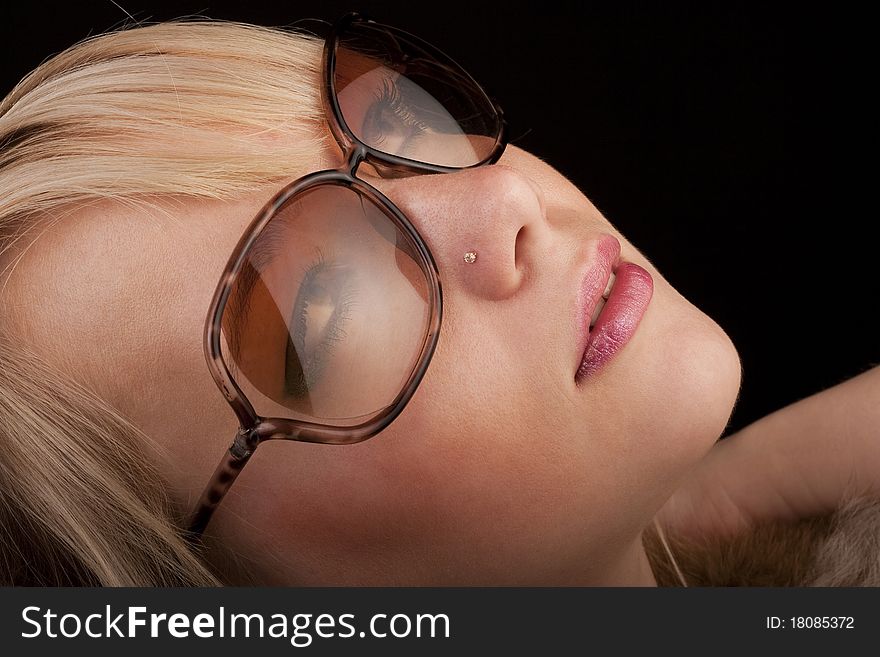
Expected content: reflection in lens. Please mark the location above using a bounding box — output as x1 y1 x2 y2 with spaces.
334 21 501 167
220 185 433 425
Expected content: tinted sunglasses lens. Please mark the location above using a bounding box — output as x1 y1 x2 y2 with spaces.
334 20 502 168
220 185 435 426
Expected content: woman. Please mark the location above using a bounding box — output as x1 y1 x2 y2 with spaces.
0 16 877 586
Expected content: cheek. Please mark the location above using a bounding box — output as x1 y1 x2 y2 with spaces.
215 292 736 583
220 313 620 582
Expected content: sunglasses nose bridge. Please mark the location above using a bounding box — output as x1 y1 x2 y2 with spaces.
343 143 368 177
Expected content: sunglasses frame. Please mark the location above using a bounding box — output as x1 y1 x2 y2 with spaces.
187 12 507 537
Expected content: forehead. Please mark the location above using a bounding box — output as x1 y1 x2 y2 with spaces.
7 194 259 289
1 193 274 381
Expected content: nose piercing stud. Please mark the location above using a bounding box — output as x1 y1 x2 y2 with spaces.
463 251 477 264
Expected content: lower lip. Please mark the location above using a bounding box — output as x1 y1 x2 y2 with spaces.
576 262 654 381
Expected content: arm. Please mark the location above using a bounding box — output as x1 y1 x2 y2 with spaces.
657 364 880 542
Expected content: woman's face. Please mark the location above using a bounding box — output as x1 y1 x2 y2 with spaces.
3 142 741 584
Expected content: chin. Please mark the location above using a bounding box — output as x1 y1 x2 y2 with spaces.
667 308 742 458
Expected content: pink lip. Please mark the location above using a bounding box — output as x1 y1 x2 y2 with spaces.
574 236 653 382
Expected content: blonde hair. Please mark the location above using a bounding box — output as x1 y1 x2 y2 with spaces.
0 19 331 585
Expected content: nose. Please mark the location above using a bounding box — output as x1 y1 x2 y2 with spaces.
379 164 550 301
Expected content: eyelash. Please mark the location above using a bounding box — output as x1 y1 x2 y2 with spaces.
288 247 356 392
369 77 430 144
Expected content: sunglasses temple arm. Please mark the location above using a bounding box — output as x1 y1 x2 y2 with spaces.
185 430 256 539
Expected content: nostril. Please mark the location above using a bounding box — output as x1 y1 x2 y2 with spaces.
514 225 526 271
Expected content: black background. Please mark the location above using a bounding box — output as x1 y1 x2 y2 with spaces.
1 2 875 434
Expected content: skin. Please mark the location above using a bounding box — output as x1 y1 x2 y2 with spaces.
1 143 743 585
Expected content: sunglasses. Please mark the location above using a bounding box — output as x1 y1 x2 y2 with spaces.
188 12 507 536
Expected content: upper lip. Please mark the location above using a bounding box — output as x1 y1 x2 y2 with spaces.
574 234 621 373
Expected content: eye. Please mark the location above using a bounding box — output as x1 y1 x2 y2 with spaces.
284 249 356 398
360 76 429 153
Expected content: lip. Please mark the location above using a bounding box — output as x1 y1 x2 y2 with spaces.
573 236 654 382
